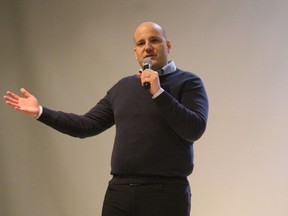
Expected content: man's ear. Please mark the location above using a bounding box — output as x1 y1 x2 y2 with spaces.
134 48 138 59
167 40 172 53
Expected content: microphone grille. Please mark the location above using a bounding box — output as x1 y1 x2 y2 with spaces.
143 57 152 65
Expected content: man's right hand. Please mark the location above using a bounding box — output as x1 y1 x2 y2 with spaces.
3 88 40 118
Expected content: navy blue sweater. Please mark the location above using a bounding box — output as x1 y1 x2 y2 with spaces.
38 69 208 178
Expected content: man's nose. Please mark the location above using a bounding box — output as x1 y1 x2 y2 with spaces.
144 42 153 52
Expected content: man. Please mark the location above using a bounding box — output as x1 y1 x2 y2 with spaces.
4 22 209 216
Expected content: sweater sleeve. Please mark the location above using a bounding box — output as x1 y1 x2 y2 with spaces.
153 75 208 142
37 94 115 138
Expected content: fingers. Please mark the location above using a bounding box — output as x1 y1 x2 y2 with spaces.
5 91 20 100
3 88 31 109
139 70 161 95
4 88 32 102
140 70 158 85
4 91 19 106
4 99 21 110
4 97 18 105
140 69 154 81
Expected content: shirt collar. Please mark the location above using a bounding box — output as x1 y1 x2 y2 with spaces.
157 60 176 76
139 60 177 76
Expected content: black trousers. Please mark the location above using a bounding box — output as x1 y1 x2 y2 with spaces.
101 183 191 216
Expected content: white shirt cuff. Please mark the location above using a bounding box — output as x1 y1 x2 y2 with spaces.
152 88 164 99
35 106 43 119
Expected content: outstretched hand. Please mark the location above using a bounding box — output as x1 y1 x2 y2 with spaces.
3 88 40 118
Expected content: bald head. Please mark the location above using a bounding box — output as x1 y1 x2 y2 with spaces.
133 22 167 42
133 22 171 70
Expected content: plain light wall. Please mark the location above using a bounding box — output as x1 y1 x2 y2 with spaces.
1 0 288 216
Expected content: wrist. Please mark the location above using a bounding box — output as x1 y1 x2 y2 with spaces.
34 106 43 119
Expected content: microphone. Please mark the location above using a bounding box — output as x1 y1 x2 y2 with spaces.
142 57 152 89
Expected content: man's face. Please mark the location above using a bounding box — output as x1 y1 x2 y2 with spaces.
134 24 171 70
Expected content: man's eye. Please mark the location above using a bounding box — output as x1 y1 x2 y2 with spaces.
151 38 161 44
137 42 145 46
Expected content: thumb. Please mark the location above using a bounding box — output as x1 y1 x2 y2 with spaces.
20 88 32 98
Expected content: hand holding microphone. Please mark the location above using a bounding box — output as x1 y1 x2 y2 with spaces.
138 57 161 95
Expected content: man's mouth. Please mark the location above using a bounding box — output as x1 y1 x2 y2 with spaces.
145 55 155 59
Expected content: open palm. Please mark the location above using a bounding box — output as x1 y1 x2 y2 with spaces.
3 88 40 118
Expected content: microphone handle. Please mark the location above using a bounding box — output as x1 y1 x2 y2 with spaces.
143 64 151 89
144 82 150 89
